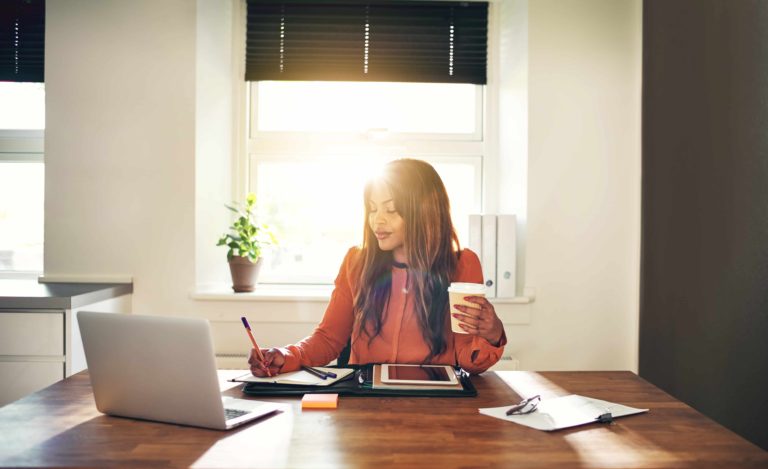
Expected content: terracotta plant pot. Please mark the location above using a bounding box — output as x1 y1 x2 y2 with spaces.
228 256 263 292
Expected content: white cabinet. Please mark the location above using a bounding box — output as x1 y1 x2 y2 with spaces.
0 281 132 407
0 312 64 355
0 362 65 405
0 311 65 407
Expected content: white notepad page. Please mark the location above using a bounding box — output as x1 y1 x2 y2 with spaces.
231 367 355 386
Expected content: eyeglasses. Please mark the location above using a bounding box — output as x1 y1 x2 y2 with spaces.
505 394 541 416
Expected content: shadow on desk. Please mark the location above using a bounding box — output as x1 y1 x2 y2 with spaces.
3 415 216 466
0 409 297 468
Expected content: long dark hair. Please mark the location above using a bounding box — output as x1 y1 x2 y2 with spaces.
354 159 460 360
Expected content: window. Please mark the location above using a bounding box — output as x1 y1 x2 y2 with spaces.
254 81 479 134
0 82 45 274
247 81 484 284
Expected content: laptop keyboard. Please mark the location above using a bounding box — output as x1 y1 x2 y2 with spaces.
224 408 249 420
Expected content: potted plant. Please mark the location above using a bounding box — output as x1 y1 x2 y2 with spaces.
217 193 277 292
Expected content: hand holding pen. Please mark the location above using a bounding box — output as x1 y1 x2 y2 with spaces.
242 316 285 377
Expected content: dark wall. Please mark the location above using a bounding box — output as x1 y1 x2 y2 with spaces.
641 0 768 450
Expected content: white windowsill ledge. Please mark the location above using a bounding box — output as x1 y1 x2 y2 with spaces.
192 284 334 302
191 284 535 304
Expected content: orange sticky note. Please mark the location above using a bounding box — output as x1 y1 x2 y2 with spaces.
301 393 339 409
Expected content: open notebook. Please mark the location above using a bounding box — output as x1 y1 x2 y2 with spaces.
230 367 355 386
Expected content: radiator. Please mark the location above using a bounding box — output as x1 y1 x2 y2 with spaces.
489 356 520 371
216 353 249 370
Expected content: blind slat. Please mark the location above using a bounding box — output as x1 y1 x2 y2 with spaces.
245 1 487 84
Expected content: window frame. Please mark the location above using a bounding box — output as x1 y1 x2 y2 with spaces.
0 129 44 162
231 1 503 287
244 82 487 285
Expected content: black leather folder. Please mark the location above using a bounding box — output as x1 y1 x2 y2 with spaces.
240 364 477 398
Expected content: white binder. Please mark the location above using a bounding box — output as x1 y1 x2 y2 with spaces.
481 214 497 298
496 214 517 298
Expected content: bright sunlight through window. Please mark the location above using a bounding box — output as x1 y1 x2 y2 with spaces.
254 159 479 284
255 81 478 134
0 162 44 272
248 81 484 284
0 82 45 129
0 82 45 273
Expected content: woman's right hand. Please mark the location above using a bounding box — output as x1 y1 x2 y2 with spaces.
248 347 285 377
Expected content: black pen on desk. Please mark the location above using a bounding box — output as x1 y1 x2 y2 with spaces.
302 366 328 380
311 367 337 378
300 365 336 379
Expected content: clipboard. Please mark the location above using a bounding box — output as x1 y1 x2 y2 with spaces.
479 394 649 431
240 364 477 398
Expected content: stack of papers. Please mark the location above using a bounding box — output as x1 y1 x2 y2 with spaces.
231 367 355 386
479 394 648 431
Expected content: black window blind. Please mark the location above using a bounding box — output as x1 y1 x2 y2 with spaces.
246 1 487 84
0 0 45 83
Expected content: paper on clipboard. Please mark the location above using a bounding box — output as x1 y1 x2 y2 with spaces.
479 394 648 431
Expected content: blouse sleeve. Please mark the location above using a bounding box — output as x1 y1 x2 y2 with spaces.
279 247 358 372
452 249 507 374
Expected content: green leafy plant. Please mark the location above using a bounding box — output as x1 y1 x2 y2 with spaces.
216 193 277 262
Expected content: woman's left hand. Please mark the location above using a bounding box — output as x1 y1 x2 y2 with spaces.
453 296 505 346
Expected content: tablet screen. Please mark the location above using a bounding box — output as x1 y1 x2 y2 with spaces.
387 365 452 382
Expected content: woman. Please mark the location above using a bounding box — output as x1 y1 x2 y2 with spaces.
249 159 505 376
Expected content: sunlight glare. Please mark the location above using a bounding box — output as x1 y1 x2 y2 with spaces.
0 162 44 271
192 410 294 469
564 427 681 468
254 156 477 283
255 158 373 283
256 81 476 133
495 371 571 400
0 82 45 129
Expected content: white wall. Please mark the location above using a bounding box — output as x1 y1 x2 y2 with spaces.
496 0 529 296
195 0 236 289
44 0 642 371
45 0 197 313
499 0 642 370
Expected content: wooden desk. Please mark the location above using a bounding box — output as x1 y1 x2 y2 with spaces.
0 370 765 468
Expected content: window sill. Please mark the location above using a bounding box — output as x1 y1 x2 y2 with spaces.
191 284 334 302
0 271 41 280
492 295 535 305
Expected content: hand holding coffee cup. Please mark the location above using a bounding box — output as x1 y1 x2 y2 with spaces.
448 282 504 346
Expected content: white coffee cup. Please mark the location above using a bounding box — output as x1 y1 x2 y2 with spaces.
447 282 486 334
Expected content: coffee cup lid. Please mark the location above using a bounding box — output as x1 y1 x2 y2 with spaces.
447 282 486 294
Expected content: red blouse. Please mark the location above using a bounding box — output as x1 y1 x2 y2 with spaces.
279 247 506 374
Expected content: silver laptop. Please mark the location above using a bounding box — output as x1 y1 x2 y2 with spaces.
78 311 281 430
